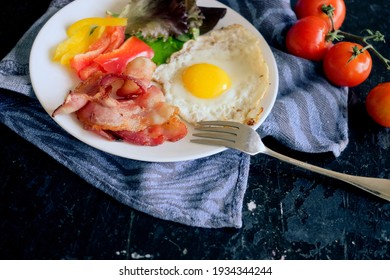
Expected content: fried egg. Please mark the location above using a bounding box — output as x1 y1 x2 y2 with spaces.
152 24 270 126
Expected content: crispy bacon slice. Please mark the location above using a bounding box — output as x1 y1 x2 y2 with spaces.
52 72 105 116
52 57 187 146
113 116 188 146
117 56 157 98
75 95 178 132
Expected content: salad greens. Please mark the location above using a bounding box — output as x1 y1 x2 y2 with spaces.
140 36 185 65
110 0 227 65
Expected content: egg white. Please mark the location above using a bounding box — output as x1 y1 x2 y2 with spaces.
153 24 269 125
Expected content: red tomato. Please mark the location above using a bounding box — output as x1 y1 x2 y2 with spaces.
94 36 154 74
294 0 346 30
286 16 332 61
323 42 372 87
366 82 390 127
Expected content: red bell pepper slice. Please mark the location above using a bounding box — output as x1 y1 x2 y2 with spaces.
70 26 125 78
93 36 154 75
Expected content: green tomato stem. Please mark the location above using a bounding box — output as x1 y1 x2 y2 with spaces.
336 30 390 70
323 5 390 70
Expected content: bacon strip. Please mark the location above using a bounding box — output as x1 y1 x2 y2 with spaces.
117 56 157 97
53 57 187 146
52 72 104 116
113 116 187 146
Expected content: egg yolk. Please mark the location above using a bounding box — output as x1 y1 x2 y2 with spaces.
182 63 231 99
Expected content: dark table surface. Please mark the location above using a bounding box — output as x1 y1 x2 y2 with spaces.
1 0 390 260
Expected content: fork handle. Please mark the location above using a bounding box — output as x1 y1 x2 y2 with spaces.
265 148 390 202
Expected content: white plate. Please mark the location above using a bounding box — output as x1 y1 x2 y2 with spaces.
30 0 278 162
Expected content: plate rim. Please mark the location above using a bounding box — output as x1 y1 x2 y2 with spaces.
29 0 279 162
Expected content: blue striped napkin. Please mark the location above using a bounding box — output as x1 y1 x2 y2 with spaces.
0 0 348 228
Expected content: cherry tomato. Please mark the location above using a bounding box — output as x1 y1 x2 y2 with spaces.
323 42 372 87
294 0 346 30
366 82 390 127
286 16 332 61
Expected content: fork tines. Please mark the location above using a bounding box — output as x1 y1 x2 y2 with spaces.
195 121 244 129
191 121 241 147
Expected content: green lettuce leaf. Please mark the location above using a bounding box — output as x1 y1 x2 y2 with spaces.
112 0 227 64
139 35 185 65
119 0 203 40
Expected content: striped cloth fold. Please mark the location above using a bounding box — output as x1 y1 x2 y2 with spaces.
0 0 348 228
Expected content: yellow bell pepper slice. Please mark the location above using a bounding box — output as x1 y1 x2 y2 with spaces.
53 17 127 65
66 17 127 37
53 25 91 62
59 26 106 65
88 25 106 44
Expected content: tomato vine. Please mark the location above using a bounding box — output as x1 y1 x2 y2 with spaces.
322 4 390 70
